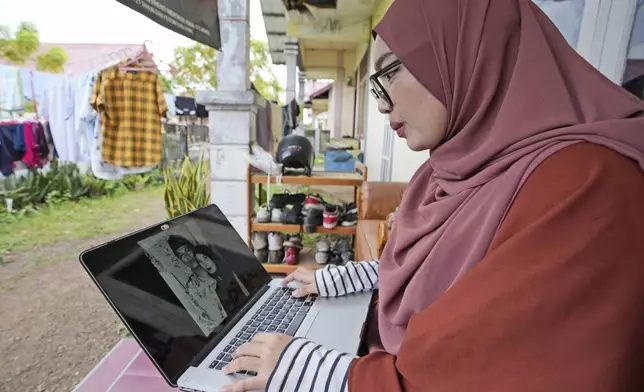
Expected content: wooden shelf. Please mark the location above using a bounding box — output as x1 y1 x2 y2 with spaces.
251 171 364 187
262 258 324 274
252 221 357 235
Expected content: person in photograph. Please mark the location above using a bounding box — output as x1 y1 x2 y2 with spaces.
193 245 251 310
167 235 227 328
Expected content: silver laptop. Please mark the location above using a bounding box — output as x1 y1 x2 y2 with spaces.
79 204 372 392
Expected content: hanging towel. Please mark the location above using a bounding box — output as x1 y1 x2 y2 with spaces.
0 65 24 120
22 122 41 168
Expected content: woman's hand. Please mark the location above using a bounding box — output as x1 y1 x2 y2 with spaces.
221 333 293 392
281 267 318 298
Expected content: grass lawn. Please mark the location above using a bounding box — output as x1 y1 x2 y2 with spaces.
0 186 164 260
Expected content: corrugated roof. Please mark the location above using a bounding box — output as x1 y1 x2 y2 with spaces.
0 43 145 74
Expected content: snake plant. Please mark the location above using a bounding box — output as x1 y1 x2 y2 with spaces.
163 151 210 218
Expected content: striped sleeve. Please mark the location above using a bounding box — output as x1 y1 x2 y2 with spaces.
266 338 356 392
315 260 379 297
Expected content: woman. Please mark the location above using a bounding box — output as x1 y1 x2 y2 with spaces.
193 244 251 310
222 0 644 391
167 235 228 333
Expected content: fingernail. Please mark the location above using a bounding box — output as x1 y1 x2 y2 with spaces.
220 387 231 392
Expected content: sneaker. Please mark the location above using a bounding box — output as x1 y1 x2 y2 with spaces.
269 192 306 210
254 248 268 263
283 234 304 249
333 237 351 253
268 232 284 251
315 251 329 265
340 203 358 226
284 247 299 265
323 204 340 229
283 203 303 225
271 208 284 223
304 209 324 233
330 252 342 265
251 232 268 250
304 194 325 212
256 205 271 223
316 239 330 253
340 250 354 264
268 249 284 264
243 145 283 175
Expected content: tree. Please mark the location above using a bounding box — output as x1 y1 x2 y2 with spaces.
164 40 283 103
0 22 68 73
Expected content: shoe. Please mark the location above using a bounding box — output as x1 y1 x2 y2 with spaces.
323 204 340 229
256 205 271 223
243 145 283 175
283 234 304 249
268 232 284 251
316 239 330 253
340 202 358 226
304 194 325 212
271 208 284 223
333 237 351 253
283 203 303 225
284 247 299 265
340 250 354 264
304 208 324 233
268 249 284 264
254 248 268 263
315 251 329 265
269 192 306 210
251 232 268 249
329 251 342 265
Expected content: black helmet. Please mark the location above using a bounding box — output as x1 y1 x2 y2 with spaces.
276 134 315 176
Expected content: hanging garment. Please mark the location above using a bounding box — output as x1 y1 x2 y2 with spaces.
34 122 50 162
80 72 155 180
164 93 177 117
18 68 60 105
91 68 168 167
255 99 273 152
22 122 41 168
175 96 197 116
196 103 208 118
0 66 24 120
0 124 17 176
73 72 95 163
40 76 78 162
12 123 26 154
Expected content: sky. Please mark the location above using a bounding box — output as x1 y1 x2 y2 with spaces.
0 0 287 90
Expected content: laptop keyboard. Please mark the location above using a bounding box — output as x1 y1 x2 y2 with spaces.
208 286 317 375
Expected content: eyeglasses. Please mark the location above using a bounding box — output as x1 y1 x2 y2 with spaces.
369 59 402 112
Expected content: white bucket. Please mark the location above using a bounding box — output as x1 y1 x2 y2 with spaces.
6 198 13 213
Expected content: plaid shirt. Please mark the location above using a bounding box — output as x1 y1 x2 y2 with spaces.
91 68 168 167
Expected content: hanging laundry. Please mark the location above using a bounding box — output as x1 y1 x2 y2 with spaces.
175 96 197 116
196 103 208 118
22 122 42 168
73 72 95 162
40 76 79 163
91 67 168 167
0 65 25 120
18 68 60 105
34 123 50 163
164 93 176 117
0 124 18 176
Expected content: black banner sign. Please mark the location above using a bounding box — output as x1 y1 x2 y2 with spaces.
115 0 221 50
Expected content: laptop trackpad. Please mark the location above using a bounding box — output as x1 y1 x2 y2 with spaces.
304 308 364 355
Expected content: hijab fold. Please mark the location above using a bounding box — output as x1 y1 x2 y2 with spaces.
375 0 644 355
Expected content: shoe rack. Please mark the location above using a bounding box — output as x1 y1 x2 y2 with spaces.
246 163 368 274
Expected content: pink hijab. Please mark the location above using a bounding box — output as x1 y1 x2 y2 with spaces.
375 0 644 355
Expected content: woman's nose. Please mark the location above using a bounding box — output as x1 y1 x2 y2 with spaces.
378 101 392 114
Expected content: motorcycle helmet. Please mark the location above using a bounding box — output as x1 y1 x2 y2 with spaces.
275 134 315 176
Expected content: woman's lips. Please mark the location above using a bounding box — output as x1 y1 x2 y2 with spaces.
390 121 406 138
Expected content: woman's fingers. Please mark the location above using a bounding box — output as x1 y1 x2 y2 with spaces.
232 341 263 358
282 267 315 285
223 356 262 374
292 284 315 298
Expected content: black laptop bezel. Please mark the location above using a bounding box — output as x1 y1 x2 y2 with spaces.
78 204 272 387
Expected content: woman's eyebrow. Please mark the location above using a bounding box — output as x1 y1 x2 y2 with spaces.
375 52 394 71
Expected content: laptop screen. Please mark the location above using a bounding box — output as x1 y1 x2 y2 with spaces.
81 205 271 385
